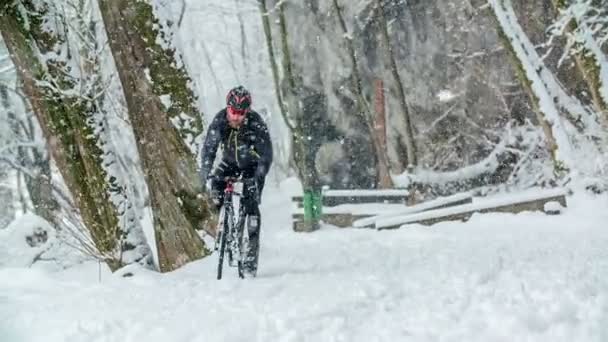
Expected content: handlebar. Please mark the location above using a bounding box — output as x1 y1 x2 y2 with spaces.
210 175 255 183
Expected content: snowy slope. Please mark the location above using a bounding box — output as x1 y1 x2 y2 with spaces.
2 183 608 341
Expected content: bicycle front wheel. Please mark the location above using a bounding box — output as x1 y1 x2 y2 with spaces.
216 214 229 280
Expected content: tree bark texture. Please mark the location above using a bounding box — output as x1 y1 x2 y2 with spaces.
0 3 125 270
98 0 212 272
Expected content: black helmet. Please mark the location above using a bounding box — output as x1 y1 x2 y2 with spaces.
226 86 252 111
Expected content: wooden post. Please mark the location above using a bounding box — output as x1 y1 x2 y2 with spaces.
375 79 387 148
374 79 393 188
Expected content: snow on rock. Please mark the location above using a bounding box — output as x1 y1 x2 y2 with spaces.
544 200 564 215
0 214 55 268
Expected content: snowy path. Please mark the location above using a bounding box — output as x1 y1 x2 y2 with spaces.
2 188 608 341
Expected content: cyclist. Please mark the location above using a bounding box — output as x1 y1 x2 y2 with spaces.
200 86 273 277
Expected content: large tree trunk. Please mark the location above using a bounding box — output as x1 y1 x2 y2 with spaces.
259 0 322 231
0 2 141 270
259 0 292 131
259 0 300 181
98 0 215 271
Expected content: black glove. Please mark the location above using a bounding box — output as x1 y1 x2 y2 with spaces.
206 176 222 208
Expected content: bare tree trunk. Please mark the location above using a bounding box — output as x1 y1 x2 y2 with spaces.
259 0 302 181
276 0 322 231
16 170 27 213
376 0 418 170
489 0 578 176
258 0 292 130
235 0 249 77
331 0 394 188
487 3 561 169
98 0 214 272
0 168 13 229
1 83 58 225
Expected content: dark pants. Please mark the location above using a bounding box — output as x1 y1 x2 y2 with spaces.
210 161 264 275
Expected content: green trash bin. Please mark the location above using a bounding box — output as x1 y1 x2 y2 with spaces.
302 190 322 230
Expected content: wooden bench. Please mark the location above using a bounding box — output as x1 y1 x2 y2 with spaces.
290 187 569 231
291 189 409 230
291 190 474 230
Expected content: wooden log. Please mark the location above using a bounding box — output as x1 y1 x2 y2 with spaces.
377 193 567 230
353 193 473 228
293 213 373 229
293 220 319 232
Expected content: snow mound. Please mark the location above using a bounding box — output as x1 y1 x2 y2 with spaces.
544 200 564 214
0 214 55 268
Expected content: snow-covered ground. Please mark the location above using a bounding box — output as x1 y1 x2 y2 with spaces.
2 184 608 341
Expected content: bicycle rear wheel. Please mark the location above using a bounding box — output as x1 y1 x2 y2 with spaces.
236 219 245 279
236 213 249 279
216 208 229 280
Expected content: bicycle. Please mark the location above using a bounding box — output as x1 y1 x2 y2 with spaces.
214 176 256 280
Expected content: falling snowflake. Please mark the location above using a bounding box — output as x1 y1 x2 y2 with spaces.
437 90 457 102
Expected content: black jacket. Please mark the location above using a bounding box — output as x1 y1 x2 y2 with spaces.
200 109 273 181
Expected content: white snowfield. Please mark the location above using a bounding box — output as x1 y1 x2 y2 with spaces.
1 187 608 342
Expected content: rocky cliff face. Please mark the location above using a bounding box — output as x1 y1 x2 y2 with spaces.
274 0 552 190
